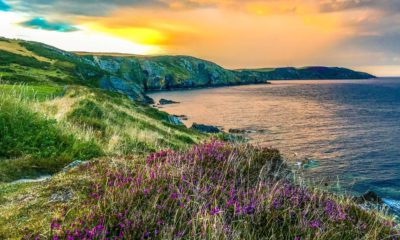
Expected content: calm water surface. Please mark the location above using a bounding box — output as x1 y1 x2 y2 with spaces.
149 79 400 206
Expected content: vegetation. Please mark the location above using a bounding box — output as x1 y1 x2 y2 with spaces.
0 84 204 183
0 37 396 239
13 140 399 239
0 84 63 101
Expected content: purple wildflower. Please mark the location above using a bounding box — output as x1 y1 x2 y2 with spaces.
170 192 178 200
309 220 321 229
244 203 256 215
51 219 61 230
210 207 222 216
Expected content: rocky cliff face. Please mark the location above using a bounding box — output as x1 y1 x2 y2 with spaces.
0 37 376 103
85 55 259 91
85 55 375 93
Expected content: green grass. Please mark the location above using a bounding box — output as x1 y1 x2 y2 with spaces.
0 84 205 183
0 83 207 238
0 50 50 69
0 84 64 101
0 92 103 182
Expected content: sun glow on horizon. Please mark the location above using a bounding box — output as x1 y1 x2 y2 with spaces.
0 0 399 76
0 12 159 55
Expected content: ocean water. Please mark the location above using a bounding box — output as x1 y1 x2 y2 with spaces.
149 79 400 210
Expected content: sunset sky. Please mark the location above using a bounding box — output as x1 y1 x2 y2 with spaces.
0 0 399 76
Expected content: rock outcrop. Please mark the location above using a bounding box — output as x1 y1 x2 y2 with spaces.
159 98 180 105
354 191 383 204
191 123 221 133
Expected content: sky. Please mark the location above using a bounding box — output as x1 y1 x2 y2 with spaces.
0 0 399 76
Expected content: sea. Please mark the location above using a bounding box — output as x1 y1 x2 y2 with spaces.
149 78 400 215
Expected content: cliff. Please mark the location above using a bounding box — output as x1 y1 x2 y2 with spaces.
0 37 375 102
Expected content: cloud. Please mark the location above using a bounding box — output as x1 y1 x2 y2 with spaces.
8 0 400 17
319 0 400 13
0 0 10 11
10 0 169 16
3 0 400 76
20 17 79 32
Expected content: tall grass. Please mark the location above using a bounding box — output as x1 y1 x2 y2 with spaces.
0 87 103 182
0 85 204 182
27 140 399 239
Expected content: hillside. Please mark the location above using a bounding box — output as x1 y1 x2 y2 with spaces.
0 37 375 103
235 66 375 81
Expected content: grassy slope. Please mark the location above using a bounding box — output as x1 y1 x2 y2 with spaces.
0 84 204 182
0 84 206 238
0 38 104 88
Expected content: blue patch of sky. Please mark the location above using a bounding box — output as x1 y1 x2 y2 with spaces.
0 0 11 11
20 17 79 32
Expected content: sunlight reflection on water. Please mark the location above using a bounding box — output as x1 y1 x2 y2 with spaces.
149 79 400 201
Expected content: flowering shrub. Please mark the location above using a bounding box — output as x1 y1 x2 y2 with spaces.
30 140 399 239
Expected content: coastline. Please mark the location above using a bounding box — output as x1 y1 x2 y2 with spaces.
148 79 400 221
145 81 271 94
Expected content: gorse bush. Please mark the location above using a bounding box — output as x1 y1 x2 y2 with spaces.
30 140 398 239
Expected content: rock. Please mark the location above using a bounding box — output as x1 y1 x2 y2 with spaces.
167 115 184 126
144 96 155 104
173 114 188 121
50 190 74 202
159 98 180 105
12 175 51 184
229 128 247 134
63 160 84 172
191 123 221 133
302 159 320 169
354 191 383 204
229 128 267 134
16 194 36 202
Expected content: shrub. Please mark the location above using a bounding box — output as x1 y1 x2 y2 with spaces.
35 140 398 239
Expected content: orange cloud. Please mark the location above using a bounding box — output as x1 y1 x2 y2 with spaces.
74 1 361 68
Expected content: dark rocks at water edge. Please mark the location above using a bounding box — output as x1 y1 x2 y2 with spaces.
229 128 267 134
229 128 247 134
191 123 221 133
167 115 184 126
354 191 383 204
159 98 180 105
173 114 188 121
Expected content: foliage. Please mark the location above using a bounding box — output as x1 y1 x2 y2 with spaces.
0 84 64 101
0 50 50 69
0 94 103 182
25 140 399 240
